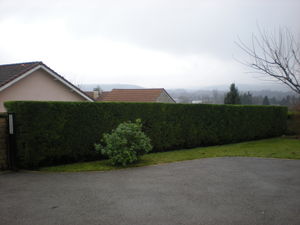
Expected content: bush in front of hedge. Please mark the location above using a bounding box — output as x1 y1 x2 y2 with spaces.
4 101 287 168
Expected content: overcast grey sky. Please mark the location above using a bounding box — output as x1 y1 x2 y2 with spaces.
0 0 299 88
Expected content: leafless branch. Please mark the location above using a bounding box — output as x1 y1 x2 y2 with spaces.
236 27 300 94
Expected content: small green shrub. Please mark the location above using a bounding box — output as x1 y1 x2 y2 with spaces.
95 119 152 166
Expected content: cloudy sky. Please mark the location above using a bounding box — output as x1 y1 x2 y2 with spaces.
0 0 299 89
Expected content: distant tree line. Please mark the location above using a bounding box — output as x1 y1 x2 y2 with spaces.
169 84 300 108
224 83 300 108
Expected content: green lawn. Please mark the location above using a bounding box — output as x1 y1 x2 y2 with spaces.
39 137 300 172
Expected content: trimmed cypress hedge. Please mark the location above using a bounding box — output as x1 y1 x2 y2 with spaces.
5 101 287 168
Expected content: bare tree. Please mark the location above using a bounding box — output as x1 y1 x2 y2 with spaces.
236 27 300 94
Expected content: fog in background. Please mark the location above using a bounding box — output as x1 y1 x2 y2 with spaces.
0 0 299 89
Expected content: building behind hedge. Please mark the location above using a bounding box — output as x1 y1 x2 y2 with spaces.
86 88 176 103
0 62 93 112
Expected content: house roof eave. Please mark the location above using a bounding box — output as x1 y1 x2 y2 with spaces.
0 63 94 102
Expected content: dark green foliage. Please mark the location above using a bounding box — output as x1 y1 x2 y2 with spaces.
241 92 253 105
4 101 287 169
263 96 270 105
286 111 300 135
224 83 241 104
95 119 152 166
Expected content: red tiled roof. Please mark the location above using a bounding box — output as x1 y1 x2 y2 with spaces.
98 91 110 101
85 91 110 101
85 91 95 99
99 88 171 102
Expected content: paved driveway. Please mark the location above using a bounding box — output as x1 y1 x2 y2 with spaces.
0 157 300 225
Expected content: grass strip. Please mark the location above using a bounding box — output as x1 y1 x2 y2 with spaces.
39 137 300 172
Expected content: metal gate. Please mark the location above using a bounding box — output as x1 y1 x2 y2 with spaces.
0 114 8 170
0 113 16 170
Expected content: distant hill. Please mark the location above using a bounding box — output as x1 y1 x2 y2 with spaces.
79 83 292 92
197 83 291 92
79 84 144 91
167 85 297 104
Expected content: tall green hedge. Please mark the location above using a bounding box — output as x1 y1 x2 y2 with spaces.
4 101 287 168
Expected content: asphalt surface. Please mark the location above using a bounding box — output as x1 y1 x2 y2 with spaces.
0 157 300 225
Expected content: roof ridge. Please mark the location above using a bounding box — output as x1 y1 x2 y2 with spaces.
7 62 43 82
0 61 42 67
0 62 44 88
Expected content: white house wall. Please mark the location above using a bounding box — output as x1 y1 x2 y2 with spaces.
0 68 86 112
